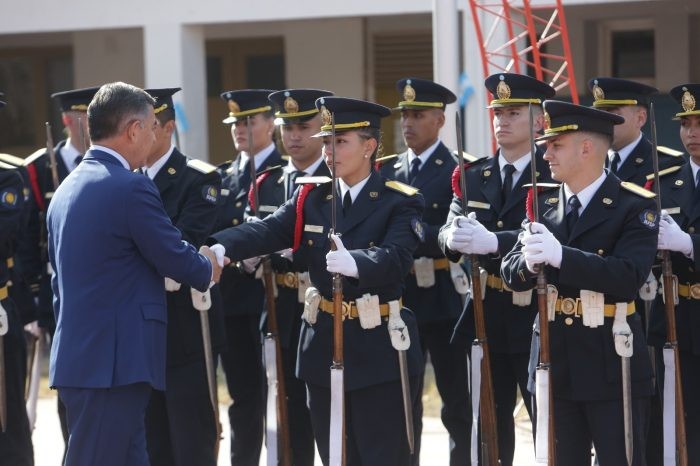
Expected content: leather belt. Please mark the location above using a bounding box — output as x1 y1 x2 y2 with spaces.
678 283 700 300
0 286 7 300
486 273 511 292
275 272 299 289
318 297 402 320
6 258 13 269
554 297 635 317
410 257 450 274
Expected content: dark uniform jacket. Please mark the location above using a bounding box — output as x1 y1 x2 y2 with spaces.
152 149 225 366
15 141 72 330
501 173 657 400
613 136 684 186
246 158 331 348
213 148 283 316
439 148 552 353
379 142 462 324
647 162 700 354
211 171 425 391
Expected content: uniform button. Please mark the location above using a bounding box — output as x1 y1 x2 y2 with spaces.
690 227 696 233
307 239 314 246
232 219 239 225
565 317 573 326
235 201 242 208
597 249 604 255
432 203 439 209
496 220 503 228
369 241 375 247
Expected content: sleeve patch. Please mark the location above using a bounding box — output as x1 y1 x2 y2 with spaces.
202 185 219 204
1 189 19 207
411 218 426 242
639 209 658 229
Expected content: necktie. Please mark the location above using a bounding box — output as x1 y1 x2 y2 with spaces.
74 155 83 168
502 164 516 202
238 165 251 191
288 170 304 199
566 195 581 234
343 190 352 215
409 158 422 184
610 152 621 174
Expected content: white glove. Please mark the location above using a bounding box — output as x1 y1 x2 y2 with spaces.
210 243 226 268
24 320 41 338
445 216 470 253
241 256 262 273
326 234 359 278
658 211 693 257
277 248 294 262
521 222 563 272
246 215 262 223
462 212 499 254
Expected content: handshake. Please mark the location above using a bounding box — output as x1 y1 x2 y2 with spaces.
199 244 230 285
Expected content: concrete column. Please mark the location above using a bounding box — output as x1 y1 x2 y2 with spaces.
433 0 460 150
143 23 208 161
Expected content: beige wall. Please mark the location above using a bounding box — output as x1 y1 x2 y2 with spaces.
73 28 144 88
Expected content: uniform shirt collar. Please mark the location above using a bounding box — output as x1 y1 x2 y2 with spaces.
608 132 643 166
498 150 531 185
338 173 371 204
285 153 325 176
90 144 131 170
564 171 607 214
61 138 82 172
238 142 276 172
408 139 441 166
690 158 700 187
146 144 175 180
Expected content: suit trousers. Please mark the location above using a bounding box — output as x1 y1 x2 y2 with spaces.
59 382 152 466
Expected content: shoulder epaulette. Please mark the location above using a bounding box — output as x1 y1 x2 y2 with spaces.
187 158 217 174
522 182 560 190
0 153 24 167
621 181 656 198
23 148 47 167
385 180 418 196
254 165 283 177
645 165 682 181
296 175 332 185
281 154 291 162
657 146 684 157
375 154 399 165
0 160 16 171
452 150 482 163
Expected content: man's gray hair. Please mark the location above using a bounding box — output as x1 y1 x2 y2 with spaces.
88 82 155 141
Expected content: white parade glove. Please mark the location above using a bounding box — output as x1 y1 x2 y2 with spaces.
521 222 562 272
210 244 226 268
463 212 498 254
658 211 693 257
24 320 40 338
246 215 262 223
326 234 359 278
277 248 294 262
241 256 262 273
445 216 471 253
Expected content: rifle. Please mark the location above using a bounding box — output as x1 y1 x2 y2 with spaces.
328 112 346 466
529 104 555 465
455 111 499 466
246 116 292 466
650 103 688 466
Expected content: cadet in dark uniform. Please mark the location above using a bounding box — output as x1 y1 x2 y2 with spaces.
14 86 98 453
140 88 223 466
378 77 469 465
647 83 700 463
439 73 554 466
501 100 656 466
209 96 425 466
244 88 333 465
212 89 282 466
0 93 34 466
588 77 684 185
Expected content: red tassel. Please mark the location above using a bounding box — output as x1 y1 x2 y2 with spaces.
643 179 654 191
293 183 315 251
526 188 535 222
451 163 472 199
247 171 273 212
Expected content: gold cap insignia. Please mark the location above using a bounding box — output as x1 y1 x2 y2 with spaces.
544 111 551 130
496 76 511 100
284 94 299 114
682 87 696 113
602 197 613 205
168 167 176 175
403 80 416 102
320 105 332 126
228 100 240 115
592 80 605 101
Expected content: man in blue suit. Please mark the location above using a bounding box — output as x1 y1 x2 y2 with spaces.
46 82 225 466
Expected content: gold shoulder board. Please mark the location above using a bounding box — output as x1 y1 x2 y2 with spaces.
0 161 16 171
452 150 483 163
187 159 217 174
385 180 418 196
522 182 560 190
23 148 47 166
375 154 399 165
621 181 656 198
645 165 682 181
296 176 332 185
657 146 684 157
0 153 24 167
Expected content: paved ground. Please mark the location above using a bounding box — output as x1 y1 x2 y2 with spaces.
32 393 536 465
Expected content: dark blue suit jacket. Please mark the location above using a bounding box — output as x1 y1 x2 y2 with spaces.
47 149 212 391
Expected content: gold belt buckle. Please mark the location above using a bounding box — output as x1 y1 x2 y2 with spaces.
341 301 351 320
560 298 577 315
690 284 700 300
283 272 297 288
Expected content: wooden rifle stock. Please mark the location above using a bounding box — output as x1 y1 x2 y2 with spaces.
246 116 292 465
455 112 499 465
649 103 688 466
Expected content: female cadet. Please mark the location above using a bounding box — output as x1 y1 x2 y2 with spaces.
210 96 425 466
